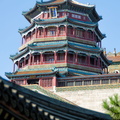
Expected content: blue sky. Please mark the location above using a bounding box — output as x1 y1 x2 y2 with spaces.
0 0 120 78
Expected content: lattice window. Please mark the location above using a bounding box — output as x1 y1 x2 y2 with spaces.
42 78 52 87
59 27 65 35
34 54 40 64
75 29 83 37
39 29 43 36
15 80 24 85
57 52 65 61
47 28 56 36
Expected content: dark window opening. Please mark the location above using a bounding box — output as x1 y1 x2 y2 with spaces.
27 79 39 85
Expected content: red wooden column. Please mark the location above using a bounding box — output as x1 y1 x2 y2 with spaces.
35 28 38 38
52 76 56 92
40 53 43 64
54 51 57 63
39 78 42 86
65 25 68 36
29 53 32 65
24 79 27 85
32 55 34 65
38 28 41 38
65 50 68 63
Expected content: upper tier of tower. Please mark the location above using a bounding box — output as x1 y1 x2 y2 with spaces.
22 0 101 23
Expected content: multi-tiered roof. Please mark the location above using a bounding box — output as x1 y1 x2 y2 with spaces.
6 0 110 88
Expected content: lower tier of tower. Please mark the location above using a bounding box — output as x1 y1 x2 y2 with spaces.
6 72 120 90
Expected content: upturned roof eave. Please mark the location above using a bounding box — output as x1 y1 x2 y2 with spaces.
68 0 101 22
18 17 68 34
68 44 101 54
100 52 111 65
22 2 38 21
20 17 97 35
95 26 105 40
10 47 29 61
5 70 57 78
29 43 67 50
68 18 97 27
91 7 102 22
35 16 67 24
68 0 95 8
18 22 35 34
10 42 68 60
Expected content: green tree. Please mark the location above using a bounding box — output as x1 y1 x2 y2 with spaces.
102 94 120 120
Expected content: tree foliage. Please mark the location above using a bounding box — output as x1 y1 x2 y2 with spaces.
102 94 120 120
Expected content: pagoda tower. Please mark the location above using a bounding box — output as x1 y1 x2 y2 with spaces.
6 0 110 89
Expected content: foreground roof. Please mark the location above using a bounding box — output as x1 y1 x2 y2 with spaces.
0 76 111 120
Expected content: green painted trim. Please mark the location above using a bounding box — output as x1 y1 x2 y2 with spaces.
56 83 120 92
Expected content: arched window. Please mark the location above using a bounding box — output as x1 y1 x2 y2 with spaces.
19 58 24 68
47 27 56 36
57 50 65 62
68 26 73 35
25 55 29 66
68 51 75 63
43 52 54 63
38 27 43 37
115 70 119 73
59 26 65 35
78 53 87 65
88 30 93 40
75 28 84 38
33 53 40 64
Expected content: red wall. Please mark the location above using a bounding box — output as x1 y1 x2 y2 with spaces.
34 11 90 22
